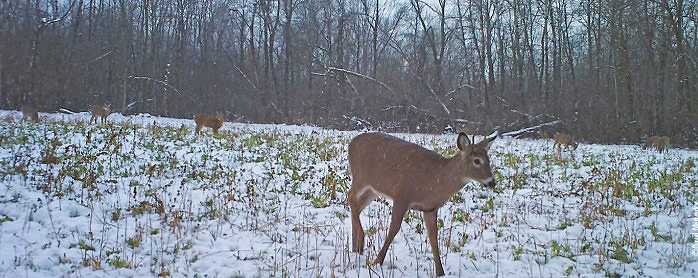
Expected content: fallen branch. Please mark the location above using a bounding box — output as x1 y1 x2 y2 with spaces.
122 75 198 110
125 98 154 111
409 104 437 118
496 96 532 120
344 74 360 97
127 76 182 96
501 120 561 137
58 108 78 114
446 83 476 96
423 79 450 115
327 67 395 96
221 47 260 94
230 63 260 93
382 105 403 111
87 51 112 65
409 72 451 116
454 119 483 125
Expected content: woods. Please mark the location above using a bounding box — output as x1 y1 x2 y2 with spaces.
0 0 696 145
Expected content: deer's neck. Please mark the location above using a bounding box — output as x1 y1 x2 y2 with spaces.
424 154 470 203
404 152 471 212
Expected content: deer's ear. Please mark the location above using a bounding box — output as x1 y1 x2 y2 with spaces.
482 135 496 150
478 131 497 150
457 132 471 151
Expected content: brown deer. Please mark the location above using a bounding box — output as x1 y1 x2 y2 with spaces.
643 136 670 152
193 112 224 134
348 132 497 276
553 132 577 153
89 104 112 124
21 105 41 123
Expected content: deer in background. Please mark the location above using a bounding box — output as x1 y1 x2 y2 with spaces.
194 112 224 134
553 132 577 156
89 104 112 124
643 136 670 152
348 132 497 276
21 106 41 123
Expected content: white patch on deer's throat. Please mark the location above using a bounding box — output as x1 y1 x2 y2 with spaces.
371 187 390 199
356 186 372 197
481 177 493 184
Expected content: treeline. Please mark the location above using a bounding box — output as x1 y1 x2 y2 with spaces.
0 0 696 146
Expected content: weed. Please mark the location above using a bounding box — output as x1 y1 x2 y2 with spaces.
0 215 13 224
108 257 131 269
79 240 96 251
512 245 524 260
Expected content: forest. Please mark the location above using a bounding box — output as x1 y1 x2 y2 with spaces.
0 0 696 146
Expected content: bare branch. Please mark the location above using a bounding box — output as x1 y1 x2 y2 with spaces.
87 51 112 65
310 72 331 77
412 73 450 115
231 63 260 93
409 104 437 118
344 75 360 97
327 67 395 96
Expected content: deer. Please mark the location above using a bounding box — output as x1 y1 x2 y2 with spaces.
21 105 41 123
193 112 224 134
655 136 670 152
89 104 112 124
643 136 670 152
348 132 497 276
553 132 577 154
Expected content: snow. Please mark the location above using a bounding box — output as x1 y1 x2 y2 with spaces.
0 110 696 277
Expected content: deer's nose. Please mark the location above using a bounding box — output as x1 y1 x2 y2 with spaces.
480 177 496 189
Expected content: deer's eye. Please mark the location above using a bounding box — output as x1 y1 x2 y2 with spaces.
473 158 482 166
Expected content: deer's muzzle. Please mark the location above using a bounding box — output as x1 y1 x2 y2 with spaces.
481 177 496 189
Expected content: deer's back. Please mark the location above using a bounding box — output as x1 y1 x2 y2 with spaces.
194 114 210 124
554 133 574 144
349 133 447 194
22 106 38 115
90 105 109 115
658 136 670 146
195 114 223 128
646 136 659 144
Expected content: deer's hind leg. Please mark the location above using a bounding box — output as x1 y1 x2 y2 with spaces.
348 184 377 253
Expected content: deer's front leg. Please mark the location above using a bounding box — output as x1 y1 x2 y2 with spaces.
375 203 408 265
424 210 445 276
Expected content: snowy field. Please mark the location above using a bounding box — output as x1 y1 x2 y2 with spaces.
0 110 696 277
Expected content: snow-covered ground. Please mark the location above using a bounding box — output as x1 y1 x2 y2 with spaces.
0 110 696 277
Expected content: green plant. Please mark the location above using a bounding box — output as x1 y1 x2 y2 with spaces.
126 234 142 249
513 246 524 260
610 242 630 263
108 257 131 269
79 240 96 251
0 215 13 224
